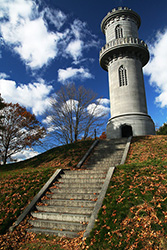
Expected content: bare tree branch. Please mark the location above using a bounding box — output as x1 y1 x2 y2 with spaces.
44 83 108 144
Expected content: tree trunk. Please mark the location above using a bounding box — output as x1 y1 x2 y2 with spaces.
3 148 8 165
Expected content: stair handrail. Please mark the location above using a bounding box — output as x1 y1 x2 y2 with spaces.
120 136 132 164
76 139 99 168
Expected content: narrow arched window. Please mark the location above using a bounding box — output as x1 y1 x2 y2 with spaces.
119 65 128 87
115 25 123 39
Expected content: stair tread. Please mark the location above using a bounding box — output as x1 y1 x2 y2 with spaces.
29 219 87 226
43 199 95 203
27 227 79 238
29 219 87 231
32 211 90 217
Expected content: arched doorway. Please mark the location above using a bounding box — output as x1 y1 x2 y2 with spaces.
121 124 133 137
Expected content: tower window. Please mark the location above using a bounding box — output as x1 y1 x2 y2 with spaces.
119 65 128 86
115 25 123 39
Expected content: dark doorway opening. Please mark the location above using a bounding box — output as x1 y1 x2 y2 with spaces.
121 124 133 137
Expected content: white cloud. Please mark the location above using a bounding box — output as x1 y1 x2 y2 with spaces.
0 79 53 115
14 18 59 69
87 98 110 117
0 0 60 69
144 29 167 108
58 67 94 82
0 72 9 79
66 39 83 61
0 0 100 70
43 8 67 30
0 0 34 23
97 98 110 106
64 99 79 112
63 19 100 63
12 148 38 162
70 19 87 40
42 115 52 124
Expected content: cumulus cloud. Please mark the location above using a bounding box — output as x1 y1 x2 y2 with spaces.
43 8 67 30
58 67 94 82
0 79 53 115
0 0 60 69
144 29 167 108
0 0 100 69
66 39 83 61
12 148 38 162
97 98 110 106
87 98 110 117
0 72 9 79
62 19 100 63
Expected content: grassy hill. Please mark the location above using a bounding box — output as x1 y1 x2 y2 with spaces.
0 136 167 249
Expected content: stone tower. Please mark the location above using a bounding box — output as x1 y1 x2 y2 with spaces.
99 7 155 138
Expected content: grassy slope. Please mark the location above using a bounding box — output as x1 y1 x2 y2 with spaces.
86 135 167 249
0 136 167 250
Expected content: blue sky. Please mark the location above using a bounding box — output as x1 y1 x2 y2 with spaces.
0 0 167 160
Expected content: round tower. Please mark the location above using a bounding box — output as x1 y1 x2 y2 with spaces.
99 7 155 138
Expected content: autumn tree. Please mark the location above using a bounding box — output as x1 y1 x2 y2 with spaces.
99 131 107 140
156 123 167 135
0 103 46 165
45 83 108 145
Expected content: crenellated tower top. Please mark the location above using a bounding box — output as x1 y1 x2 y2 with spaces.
99 7 149 71
101 7 141 33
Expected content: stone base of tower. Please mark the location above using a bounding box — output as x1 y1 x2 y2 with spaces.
107 113 155 139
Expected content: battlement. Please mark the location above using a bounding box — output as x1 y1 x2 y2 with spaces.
100 37 148 54
111 7 131 13
101 7 141 33
99 36 149 71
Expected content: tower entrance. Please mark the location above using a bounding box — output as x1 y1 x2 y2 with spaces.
121 124 133 138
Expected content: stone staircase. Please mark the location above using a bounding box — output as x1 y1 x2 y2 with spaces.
28 138 127 238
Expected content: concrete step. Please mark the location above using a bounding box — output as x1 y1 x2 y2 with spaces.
57 178 105 184
89 162 121 166
90 150 124 154
36 205 93 214
60 173 106 179
89 156 123 161
56 182 103 188
84 164 116 169
46 193 98 200
31 211 90 223
27 227 79 238
87 157 122 162
29 219 87 232
50 187 101 194
43 199 96 207
63 170 107 174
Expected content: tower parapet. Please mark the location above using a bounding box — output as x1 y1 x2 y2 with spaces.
100 36 149 71
100 7 155 138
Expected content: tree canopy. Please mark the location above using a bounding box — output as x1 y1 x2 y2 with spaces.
45 84 108 144
0 103 46 165
156 123 167 135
